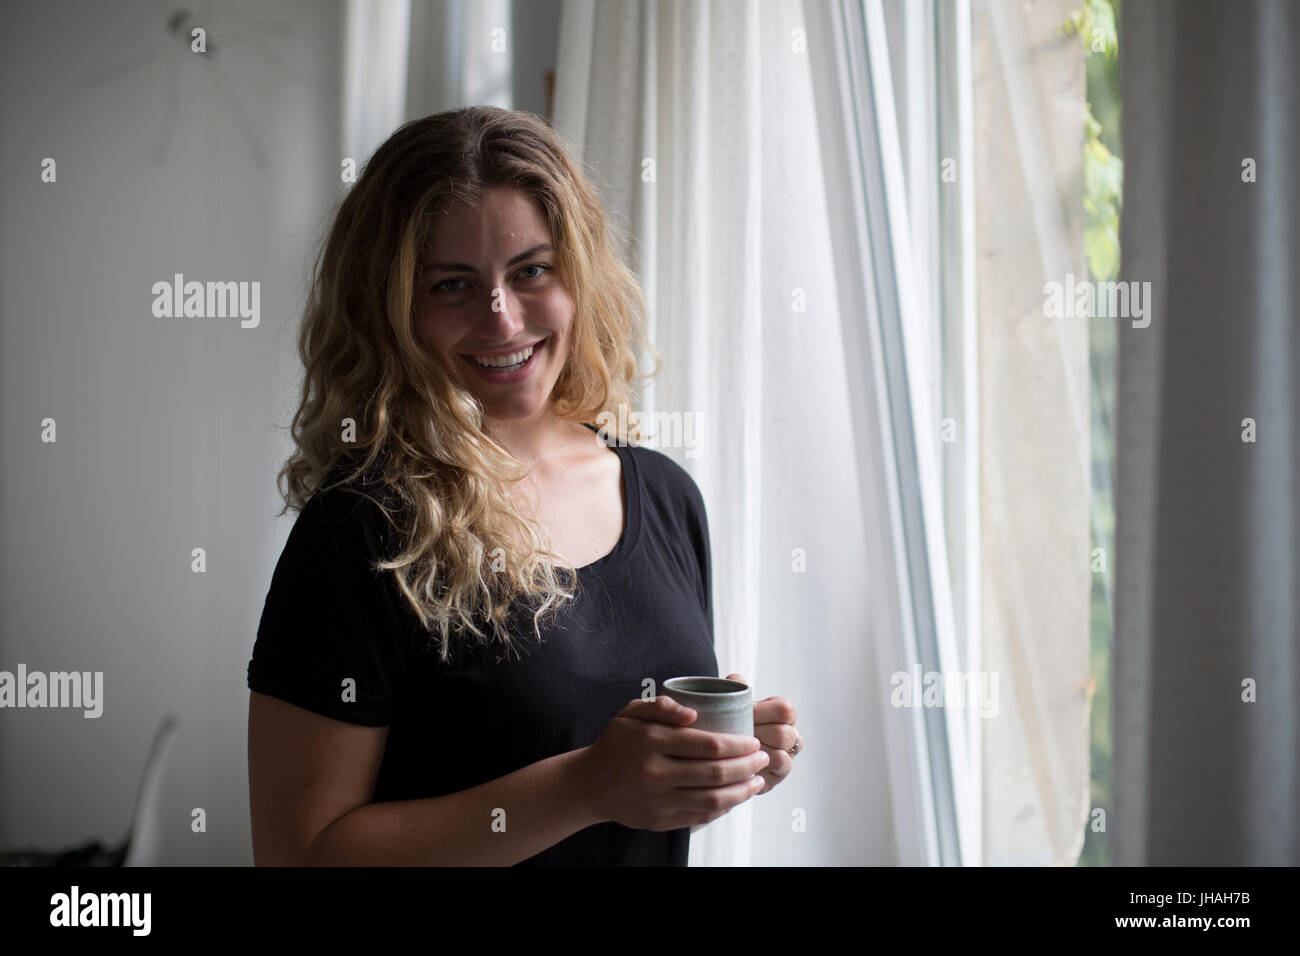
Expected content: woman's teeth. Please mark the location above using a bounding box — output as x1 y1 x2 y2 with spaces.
471 344 535 370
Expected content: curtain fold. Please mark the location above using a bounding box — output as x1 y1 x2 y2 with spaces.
973 0 1091 866
342 0 410 164
804 0 945 865
813 0 1092 865
1115 0 1300 866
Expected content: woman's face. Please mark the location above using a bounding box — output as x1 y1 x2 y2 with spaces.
413 186 574 424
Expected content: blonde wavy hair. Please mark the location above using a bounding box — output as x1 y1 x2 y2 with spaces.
276 106 655 663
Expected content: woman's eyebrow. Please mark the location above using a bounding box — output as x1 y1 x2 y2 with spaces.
422 243 553 274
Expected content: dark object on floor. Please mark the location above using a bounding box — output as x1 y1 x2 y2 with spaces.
0 838 128 867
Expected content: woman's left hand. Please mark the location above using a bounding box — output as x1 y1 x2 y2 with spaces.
726 673 800 796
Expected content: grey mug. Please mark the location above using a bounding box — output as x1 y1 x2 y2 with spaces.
661 676 754 737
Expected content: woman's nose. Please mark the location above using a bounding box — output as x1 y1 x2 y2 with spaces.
478 285 526 336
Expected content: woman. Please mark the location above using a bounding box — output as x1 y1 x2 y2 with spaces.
246 106 801 866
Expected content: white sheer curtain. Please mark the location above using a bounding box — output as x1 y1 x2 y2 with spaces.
800 0 1093 865
803 0 967 866
1115 0 1300 866
973 0 1092 865
343 0 512 165
553 0 1092 866
554 0 891 866
342 0 410 163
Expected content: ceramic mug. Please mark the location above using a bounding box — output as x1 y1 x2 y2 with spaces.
660 676 754 737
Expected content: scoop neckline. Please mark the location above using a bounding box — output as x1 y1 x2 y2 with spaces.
575 423 643 577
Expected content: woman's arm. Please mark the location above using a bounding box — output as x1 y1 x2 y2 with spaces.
248 691 598 866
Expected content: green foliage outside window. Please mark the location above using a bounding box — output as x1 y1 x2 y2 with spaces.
1060 0 1121 867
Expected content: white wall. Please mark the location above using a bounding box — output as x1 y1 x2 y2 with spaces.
0 0 343 865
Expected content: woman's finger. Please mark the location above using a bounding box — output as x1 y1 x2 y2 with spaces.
755 722 800 752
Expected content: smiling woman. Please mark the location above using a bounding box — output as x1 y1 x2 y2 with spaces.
414 191 575 422
246 106 774 867
274 108 655 653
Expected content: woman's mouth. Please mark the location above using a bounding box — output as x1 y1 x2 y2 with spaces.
459 339 545 382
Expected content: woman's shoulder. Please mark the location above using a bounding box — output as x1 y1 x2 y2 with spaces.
585 419 705 520
295 462 406 547
621 439 696 485
617 439 707 522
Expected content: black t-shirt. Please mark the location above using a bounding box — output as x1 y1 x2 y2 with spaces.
246 429 719 865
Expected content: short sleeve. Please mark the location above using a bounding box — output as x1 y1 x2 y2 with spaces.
247 498 403 726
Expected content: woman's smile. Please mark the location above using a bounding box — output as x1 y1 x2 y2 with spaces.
459 337 548 383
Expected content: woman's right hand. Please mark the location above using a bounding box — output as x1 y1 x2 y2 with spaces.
577 696 770 831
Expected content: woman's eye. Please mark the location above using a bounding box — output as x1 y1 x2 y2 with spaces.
430 264 549 295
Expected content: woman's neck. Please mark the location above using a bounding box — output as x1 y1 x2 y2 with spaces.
484 408 584 469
